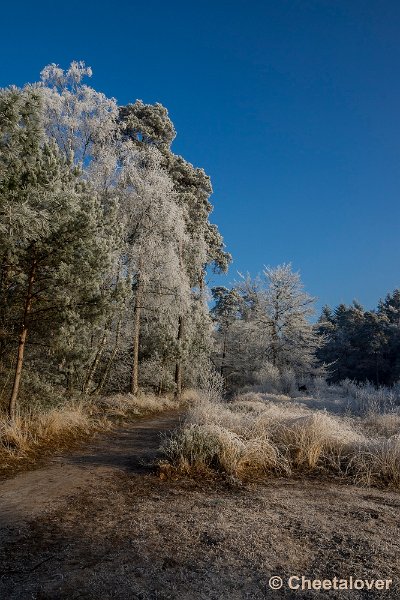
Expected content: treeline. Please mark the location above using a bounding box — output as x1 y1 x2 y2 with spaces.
0 61 230 417
1 62 398 418
211 271 400 391
317 290 400 386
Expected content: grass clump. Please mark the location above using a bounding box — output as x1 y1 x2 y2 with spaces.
162 391 400 489
162 422 286 479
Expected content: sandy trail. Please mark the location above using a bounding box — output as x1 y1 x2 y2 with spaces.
0 409 399 599
0 410 182 526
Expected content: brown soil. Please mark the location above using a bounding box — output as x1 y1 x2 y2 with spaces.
0 411 399 599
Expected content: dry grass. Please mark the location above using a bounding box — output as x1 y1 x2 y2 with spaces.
0 401 94 457
97 390 193 418
347 436 400 488
162 392 400 489
362 412 400 437
0 391 187 475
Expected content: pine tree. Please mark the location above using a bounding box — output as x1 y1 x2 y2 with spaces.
0 86 112 415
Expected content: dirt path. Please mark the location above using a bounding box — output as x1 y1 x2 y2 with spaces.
1 410 400 599
0 410 183 527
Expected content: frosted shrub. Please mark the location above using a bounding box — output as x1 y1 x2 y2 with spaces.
197 366 224 404
254 363 281 394
139 357 176 393
254 365 301 396
340 380 400 415
280 369 297 397
311 376 329 399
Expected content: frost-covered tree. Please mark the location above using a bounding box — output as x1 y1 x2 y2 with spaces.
256 264 319 372
212 265 320 389
0 60 231 408
118 99 231 395
39 61 119 168
37 62 128 396
0 86 112 416
211 287 242 376
117 145 189 395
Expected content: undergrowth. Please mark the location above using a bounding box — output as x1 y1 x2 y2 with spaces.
161 391 400 489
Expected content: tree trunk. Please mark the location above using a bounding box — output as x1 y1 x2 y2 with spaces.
220 331 227 377
66 369 74 398
83 329 108 394
174 315 184 400
92 319 122 396
174 239 185 401
157 359 166 396
8 250 37 418
131 272 144 396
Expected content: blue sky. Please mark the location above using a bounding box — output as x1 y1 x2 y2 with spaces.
1 0 399 312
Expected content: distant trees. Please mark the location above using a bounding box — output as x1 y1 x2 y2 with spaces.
212 264 321 390
317 290 400 385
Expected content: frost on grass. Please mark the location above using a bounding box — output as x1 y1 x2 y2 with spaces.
162 391 400 488
0 392 183 463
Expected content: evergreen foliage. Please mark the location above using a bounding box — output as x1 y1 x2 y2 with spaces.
317 291 400 385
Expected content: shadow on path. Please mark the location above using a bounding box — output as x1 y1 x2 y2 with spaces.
63 411 184 473
0 410 184 527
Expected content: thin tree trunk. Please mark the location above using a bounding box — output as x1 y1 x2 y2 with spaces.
66 369 74 398
8 250 37 418
83 329 108 395
92 319 122 396
174 240 185 401
174 315 184 400
157 359 166 396
220 331 227 377
131 270 144 396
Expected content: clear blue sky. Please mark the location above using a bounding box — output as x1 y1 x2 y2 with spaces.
1 0 399 312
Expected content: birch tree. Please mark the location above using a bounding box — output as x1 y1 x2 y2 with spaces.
118 145 189 395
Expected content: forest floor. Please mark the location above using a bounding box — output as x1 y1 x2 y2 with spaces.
0 409 399 599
